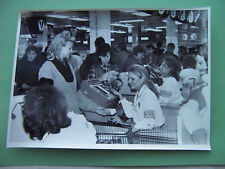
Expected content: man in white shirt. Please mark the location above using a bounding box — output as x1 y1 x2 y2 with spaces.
111 64 165 130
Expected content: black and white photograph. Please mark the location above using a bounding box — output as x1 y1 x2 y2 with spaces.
7 8 210 150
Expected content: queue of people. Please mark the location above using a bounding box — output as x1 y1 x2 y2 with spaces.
12 28 208 145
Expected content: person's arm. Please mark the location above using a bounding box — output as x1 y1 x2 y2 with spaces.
78 54 93 81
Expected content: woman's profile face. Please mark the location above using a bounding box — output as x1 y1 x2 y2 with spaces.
100 52 110 66
59 42 73 60
159 60 170 77
134 52 145 62
27 50 37 62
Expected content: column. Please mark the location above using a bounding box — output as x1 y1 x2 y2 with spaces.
89 11 111 53
166 17 178 54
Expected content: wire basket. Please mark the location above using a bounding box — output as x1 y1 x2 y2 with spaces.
93 124 178 144
130 128 178 144
94 124 130 144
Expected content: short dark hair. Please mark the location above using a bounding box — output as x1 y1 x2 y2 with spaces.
182 55 197 69
147 44 155 50
167 43 175 51
94 37 105 48
132 45 146 56
24 45 40 59
118 42 127 51
98 43 111 56
22 85 71 140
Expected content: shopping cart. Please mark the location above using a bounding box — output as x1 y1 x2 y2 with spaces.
130 127 178 144
93 122 178 144
94 124 131 144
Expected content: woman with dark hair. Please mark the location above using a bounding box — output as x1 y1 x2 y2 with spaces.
123 45 146 72
15 45 45 95
87 43 119 79
155 56 183 105
8 85 97 146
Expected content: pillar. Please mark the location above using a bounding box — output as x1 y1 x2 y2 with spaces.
89 11 111 53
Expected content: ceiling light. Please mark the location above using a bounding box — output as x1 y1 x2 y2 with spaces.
131 12 151 17
175 21 182 25
76 27 90 32
70 17 89 21
111 23 134 28
145 28 162 32
111 30 126 34
162 19 168 23
156 26 167 29
46 14 70 19
119 19 144 23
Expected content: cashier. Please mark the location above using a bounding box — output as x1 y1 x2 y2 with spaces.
111 64 165 130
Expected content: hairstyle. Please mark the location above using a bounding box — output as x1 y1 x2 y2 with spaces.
98 43 111 56
188 47 198 56
182 55 197 69
55 29 72 41
22 85 71 140
163 56 181 81
147 44 155 50
167 43 175 50
46 37 74 60
118 42 127 52
94 37 105 48
128 64 159 97
132 45 146 57
23 45 40 61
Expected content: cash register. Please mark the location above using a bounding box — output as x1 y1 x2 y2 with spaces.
80 79 119 108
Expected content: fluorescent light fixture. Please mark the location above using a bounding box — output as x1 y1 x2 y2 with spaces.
70 17 89 21
111 30 126 34
145 28 162 32
162 19 168 23
175 21 182 25
20 34 32 39
119 19 144 23
46 14 70 19
65 25 72 27
83 41 88 44
190 26 198 29
76 27 90 32
141 37 149 40
111 23 134 28
131 12 151 17
156 26 167 29
111 38 115 41
47 22 55 25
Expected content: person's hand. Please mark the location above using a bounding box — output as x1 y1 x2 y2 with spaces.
110 115 124 125
100 71 119 82
110 88 123 100
97 108 116 116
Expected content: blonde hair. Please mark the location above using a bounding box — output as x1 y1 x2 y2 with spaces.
47 37 66 60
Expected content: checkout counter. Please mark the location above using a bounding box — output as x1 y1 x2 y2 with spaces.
79 76 181 145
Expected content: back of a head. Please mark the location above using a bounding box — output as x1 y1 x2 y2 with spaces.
183 55 197 69
98 43 111 56
118 42 127 52
94 37 105 48
132 45 146 56
22 85 71 140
